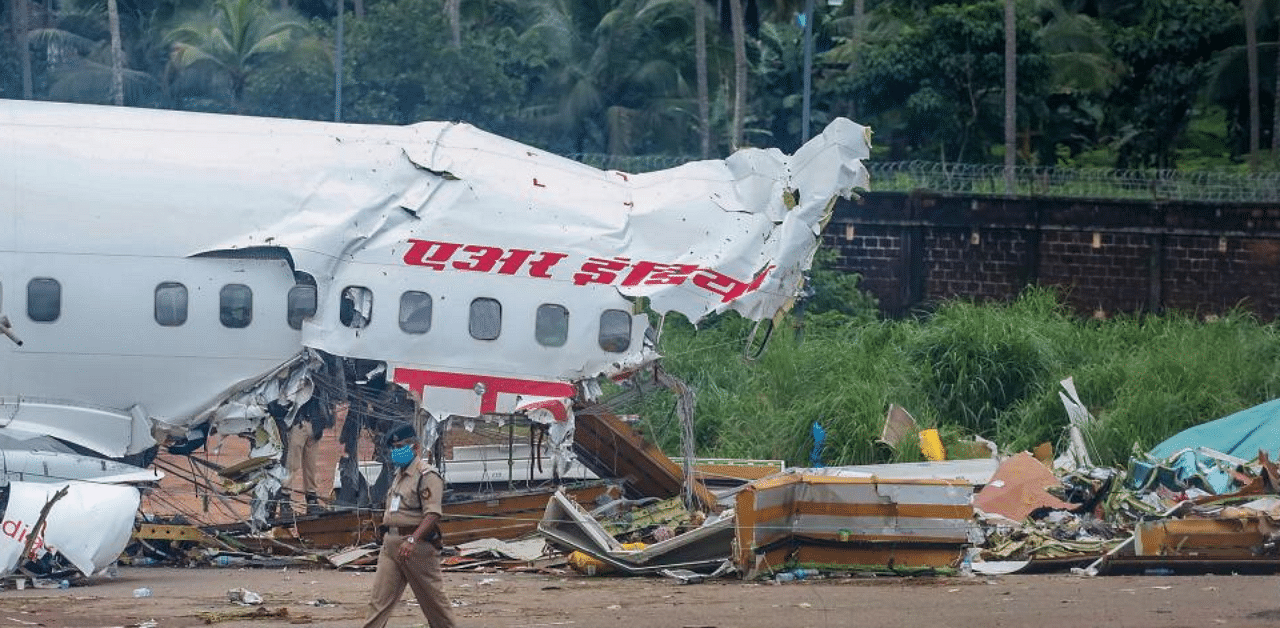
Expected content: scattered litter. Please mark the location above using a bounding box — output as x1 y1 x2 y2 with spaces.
227 587 263 605
658 568 706 584
195 607 290 623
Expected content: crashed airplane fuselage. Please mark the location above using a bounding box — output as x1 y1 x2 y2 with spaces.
0 99 871 526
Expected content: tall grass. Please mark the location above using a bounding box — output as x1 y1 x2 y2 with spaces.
620 288 1280 468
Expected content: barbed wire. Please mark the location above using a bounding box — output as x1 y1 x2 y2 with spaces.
867 161 1280 203
565 154 1280 203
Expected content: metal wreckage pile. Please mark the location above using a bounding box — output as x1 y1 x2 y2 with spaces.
18 369 1280 588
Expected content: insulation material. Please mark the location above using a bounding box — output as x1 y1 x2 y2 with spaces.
973 452 1076 522
734 472 977 576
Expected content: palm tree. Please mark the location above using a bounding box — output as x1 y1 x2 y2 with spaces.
1205 0 1279 167
166 0 311 110
26 3 162 105
523 0 708 155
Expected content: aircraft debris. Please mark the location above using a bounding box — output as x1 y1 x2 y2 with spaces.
0 481 139 579
735 469 978 578
538 489 735 576
973 452 1077 522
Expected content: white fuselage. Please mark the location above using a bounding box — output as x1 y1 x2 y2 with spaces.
0 99 870 462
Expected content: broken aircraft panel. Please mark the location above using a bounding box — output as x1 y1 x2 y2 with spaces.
0 98 871 528
538 489 736 575
0 481 140 577
735 471 978 577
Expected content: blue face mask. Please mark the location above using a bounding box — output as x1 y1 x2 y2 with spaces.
390 444 415 467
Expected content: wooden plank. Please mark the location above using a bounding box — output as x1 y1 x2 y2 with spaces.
283 484 610 548
134 523 207 543
574 412 716 507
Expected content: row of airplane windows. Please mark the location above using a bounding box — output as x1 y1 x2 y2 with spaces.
8 278 633 353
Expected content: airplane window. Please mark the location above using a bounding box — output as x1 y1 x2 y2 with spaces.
155 282 188 326
287 285 317 330
340 286 373 329
219 284 253 328
399 291 432 334
27 278 60 323
535 304 569 347
599 309 631 353
469 298 501 340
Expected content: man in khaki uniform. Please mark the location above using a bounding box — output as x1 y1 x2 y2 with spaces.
285 397 344 515
362 423 455 628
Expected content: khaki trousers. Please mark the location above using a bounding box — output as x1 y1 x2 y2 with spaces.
286 421 319 494
362 534 455 628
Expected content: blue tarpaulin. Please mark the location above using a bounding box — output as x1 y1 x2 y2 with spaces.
1149 397 1280 461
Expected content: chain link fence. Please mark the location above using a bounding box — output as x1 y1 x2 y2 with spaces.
569 153 1280 203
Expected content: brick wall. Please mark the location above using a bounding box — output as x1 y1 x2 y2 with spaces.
827 192 1280 320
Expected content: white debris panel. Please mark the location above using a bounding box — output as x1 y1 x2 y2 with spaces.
0 481 140 577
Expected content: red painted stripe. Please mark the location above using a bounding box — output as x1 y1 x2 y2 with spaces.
393 368 576 415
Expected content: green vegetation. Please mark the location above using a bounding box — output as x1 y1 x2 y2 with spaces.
6 0 1280 170
624 284 1280 469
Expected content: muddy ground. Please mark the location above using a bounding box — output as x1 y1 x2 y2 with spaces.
1 566 1278 628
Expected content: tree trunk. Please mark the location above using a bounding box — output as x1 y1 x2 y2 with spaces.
445 0 460 49
848 0 864 119
16 0 32 99
352 0 362 19
728 0 746 149
801 0 814 142
1244 0 1260 171
107 0 125 106
1274 11 1280 162
695 0 710 158
334 0 344 121
1003 0 1016 193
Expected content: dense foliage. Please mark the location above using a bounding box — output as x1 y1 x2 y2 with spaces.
4 0 1280 168
624 285 1280 469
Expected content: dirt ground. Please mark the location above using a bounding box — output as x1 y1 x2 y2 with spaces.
2 566 1279 628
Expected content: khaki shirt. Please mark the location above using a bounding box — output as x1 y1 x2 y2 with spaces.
381 457 443 528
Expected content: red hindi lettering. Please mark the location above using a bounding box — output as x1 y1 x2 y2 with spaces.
620 261 698 286
492 248 536 275
573 257 631 286
403 239 462 270
527 252 568 278
691 265 774 303
453 244 506 272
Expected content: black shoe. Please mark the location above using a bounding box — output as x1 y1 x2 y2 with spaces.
305 492 322 515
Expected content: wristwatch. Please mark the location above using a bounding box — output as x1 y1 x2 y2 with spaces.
405 536 416 544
